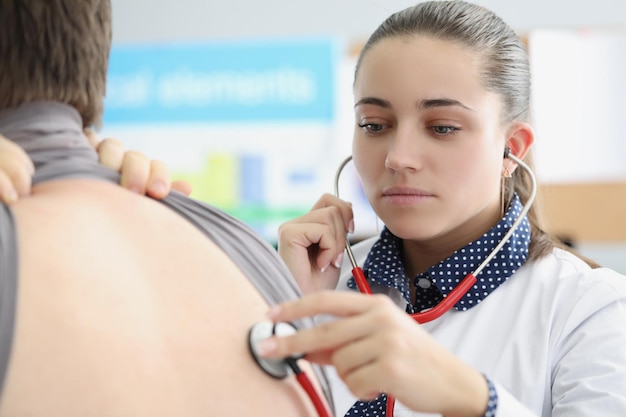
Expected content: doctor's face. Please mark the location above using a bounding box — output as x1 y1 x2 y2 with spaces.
352 36 507 245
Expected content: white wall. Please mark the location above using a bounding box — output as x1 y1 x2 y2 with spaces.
111 0 626 44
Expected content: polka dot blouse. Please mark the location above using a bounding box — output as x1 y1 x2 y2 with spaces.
345 194 530 416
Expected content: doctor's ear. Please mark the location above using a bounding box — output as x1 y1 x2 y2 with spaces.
503 121 534 175
504 121 534 161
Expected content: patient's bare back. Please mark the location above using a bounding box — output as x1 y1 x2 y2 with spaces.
0 179 318 417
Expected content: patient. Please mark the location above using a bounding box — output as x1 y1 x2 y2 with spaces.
0 1 330 416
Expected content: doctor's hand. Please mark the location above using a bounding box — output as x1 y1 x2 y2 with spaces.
277 193 354 295
259 291 490 417
85 129 193 199
0 134 35 204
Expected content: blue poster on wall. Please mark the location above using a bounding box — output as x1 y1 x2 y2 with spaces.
103 38 337 124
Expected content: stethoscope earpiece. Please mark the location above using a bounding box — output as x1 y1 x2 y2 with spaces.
248 321 300 379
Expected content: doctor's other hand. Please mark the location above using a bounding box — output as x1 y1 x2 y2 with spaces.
277 193 354 295
259 291 490 417
85 128 193 199
0 134 35 204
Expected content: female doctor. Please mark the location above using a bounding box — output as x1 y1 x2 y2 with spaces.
1 1 626 416
259 1 626 417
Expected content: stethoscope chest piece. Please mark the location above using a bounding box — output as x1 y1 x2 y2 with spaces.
248 321 298 379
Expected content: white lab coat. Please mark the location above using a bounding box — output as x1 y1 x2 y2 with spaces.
326 237 626 417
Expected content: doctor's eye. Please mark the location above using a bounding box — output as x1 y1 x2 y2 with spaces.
358 122 388 135
429 125 460 136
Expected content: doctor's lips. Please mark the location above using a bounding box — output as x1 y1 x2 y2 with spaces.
382 187 434 203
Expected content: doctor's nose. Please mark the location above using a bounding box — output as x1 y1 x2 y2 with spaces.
385 129 423 172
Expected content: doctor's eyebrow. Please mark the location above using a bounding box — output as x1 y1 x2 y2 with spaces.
419 98 475 111
354 97 392 108
354 97 475 112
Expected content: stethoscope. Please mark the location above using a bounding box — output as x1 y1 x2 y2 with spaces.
249 147 536 417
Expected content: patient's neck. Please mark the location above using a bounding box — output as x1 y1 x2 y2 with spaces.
0 101 96 168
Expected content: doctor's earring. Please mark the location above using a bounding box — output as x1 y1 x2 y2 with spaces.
500 166 513 217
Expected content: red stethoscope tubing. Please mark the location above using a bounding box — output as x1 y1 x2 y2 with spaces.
296 371 333 417
351 266 372 294
285 357 333 417
352 266 478 324
386 395 396 416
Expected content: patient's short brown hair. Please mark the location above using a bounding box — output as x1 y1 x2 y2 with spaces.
0 0 112 127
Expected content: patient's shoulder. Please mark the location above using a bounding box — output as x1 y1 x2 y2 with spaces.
1 180 326 417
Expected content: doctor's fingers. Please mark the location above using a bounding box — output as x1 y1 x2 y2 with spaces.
310 193 355 234
260 310 376 362
328 340 392 402
283 202 350 239
270 291 398 323
261 293 398 357
278 210 348 269
340 354 405 402
284 224 344 274
330 330 396 379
